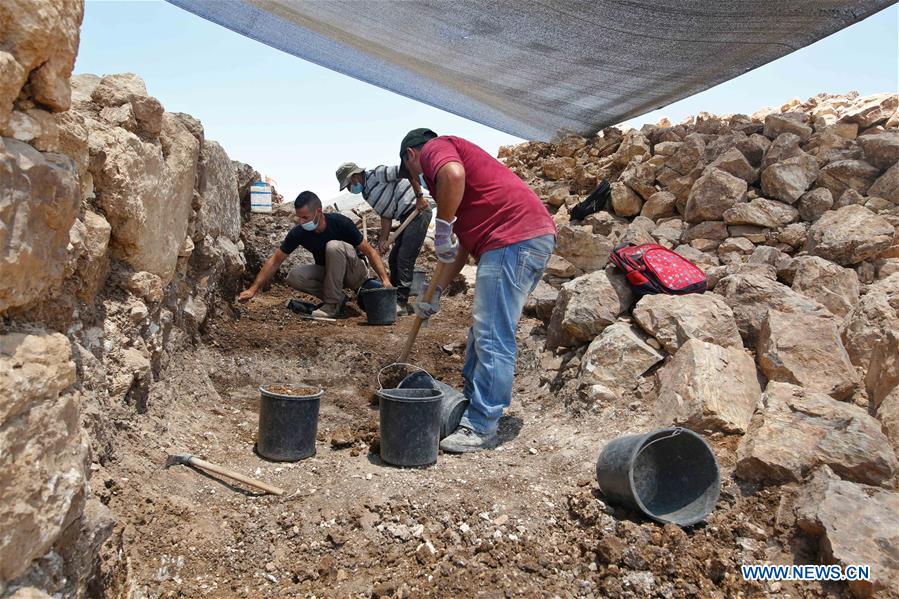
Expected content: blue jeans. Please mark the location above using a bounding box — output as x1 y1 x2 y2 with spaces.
458 235 555 435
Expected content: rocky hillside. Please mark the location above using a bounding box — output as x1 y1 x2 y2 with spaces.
507 92 899 595
1 2 263 595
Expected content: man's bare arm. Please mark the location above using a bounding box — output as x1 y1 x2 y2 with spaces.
238 249 288 302
358 240 391 287
433 161 465 221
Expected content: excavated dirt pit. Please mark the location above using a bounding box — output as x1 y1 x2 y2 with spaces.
92 284 850 598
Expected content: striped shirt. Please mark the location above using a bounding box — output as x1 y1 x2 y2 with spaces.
363 165 416 220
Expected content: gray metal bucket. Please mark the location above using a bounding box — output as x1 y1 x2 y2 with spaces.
398 371 469 439
410 270 427 297
595 427 720 527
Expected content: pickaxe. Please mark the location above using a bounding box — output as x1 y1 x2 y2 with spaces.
164 453 285 496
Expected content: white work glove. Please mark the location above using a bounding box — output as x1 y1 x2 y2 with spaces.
414 287 443 321
434 217 459 263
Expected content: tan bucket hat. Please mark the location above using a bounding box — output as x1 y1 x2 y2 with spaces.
336 162 365 190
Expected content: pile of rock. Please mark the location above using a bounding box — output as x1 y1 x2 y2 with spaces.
0 2 255 593
513 92 899 595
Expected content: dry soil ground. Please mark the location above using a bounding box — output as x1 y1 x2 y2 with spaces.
92 284 851 598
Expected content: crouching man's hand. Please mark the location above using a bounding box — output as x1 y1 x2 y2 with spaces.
238 288 257 303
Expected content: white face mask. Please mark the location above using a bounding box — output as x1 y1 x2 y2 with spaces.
300 212 319 231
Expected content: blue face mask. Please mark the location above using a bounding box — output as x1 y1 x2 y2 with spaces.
418 173 428 190
350 182 363 194
300 213 319 231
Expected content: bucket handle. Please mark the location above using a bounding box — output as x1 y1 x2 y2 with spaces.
377 362 434 391
634 427 682 459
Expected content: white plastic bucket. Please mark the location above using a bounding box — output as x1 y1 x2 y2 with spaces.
250 181 272 213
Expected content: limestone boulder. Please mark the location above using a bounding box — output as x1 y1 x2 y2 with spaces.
757 310 856 400
633 293 742 353
578 323 663 394
790 255 859 318
797 187 833 222
805 205 895 266
0 0 84 124
554 224 613 272
878 388 899 455
89 112 200 282
651 218 686 246
760 154 819 203
663 133 704 175
761 133 803 169
868 161 899 204
610 181 643 217
0 137 80 313
763 113 812 141
736 382 897 485
546 268 634 349
640 191 677 220
683 221 728 243
816 159 879 198
684 168 747 223
842 273 899 370
555 134 586 158
840 92 899 128
197 140 241 242
545 254 577 278
865 328 899 410
0 331 88 581
91 73 164 136
75 210 112 303
620 158 658 200
673 244 719 270
654 339 760 434
705 148 757 184
523 280 557 323
715 273 829 344
541 156 575 181
858 130 899 169
795 467 899 598
613 129 650 167
723 198 798 228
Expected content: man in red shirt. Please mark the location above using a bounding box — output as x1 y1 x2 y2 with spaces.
399 128 556 452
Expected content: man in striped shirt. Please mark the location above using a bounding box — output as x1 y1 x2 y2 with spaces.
336 162 432 313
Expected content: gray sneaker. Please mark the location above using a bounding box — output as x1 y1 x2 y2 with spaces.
439 426 498 453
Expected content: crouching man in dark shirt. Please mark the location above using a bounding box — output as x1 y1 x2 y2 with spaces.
238 191 391 318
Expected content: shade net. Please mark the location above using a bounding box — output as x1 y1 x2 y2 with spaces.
167 0 895 140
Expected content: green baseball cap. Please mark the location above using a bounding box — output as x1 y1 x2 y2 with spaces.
398 128 438 178
335 162 364 190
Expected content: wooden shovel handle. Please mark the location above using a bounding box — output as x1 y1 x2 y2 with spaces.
399 261 447 363
188 457 285 496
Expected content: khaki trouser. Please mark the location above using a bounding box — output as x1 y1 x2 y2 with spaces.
286 240 369 305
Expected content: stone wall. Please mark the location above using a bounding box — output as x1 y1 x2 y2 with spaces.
0 1 250 594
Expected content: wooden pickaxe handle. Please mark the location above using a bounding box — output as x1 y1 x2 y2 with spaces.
399 261 447 363
387 209 421 246
188 457 285 496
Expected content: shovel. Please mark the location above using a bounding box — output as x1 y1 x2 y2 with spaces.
398 261 446 363
165 453 285 496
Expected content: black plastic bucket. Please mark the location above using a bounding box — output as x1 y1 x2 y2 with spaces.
398 371 469 439
359 287 397 325
595 427 720 527
257 385 323 461
378 387 443 467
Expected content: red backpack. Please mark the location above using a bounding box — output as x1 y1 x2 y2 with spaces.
610 243 707 295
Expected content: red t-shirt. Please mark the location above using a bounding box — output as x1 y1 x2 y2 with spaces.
420 136 556 258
